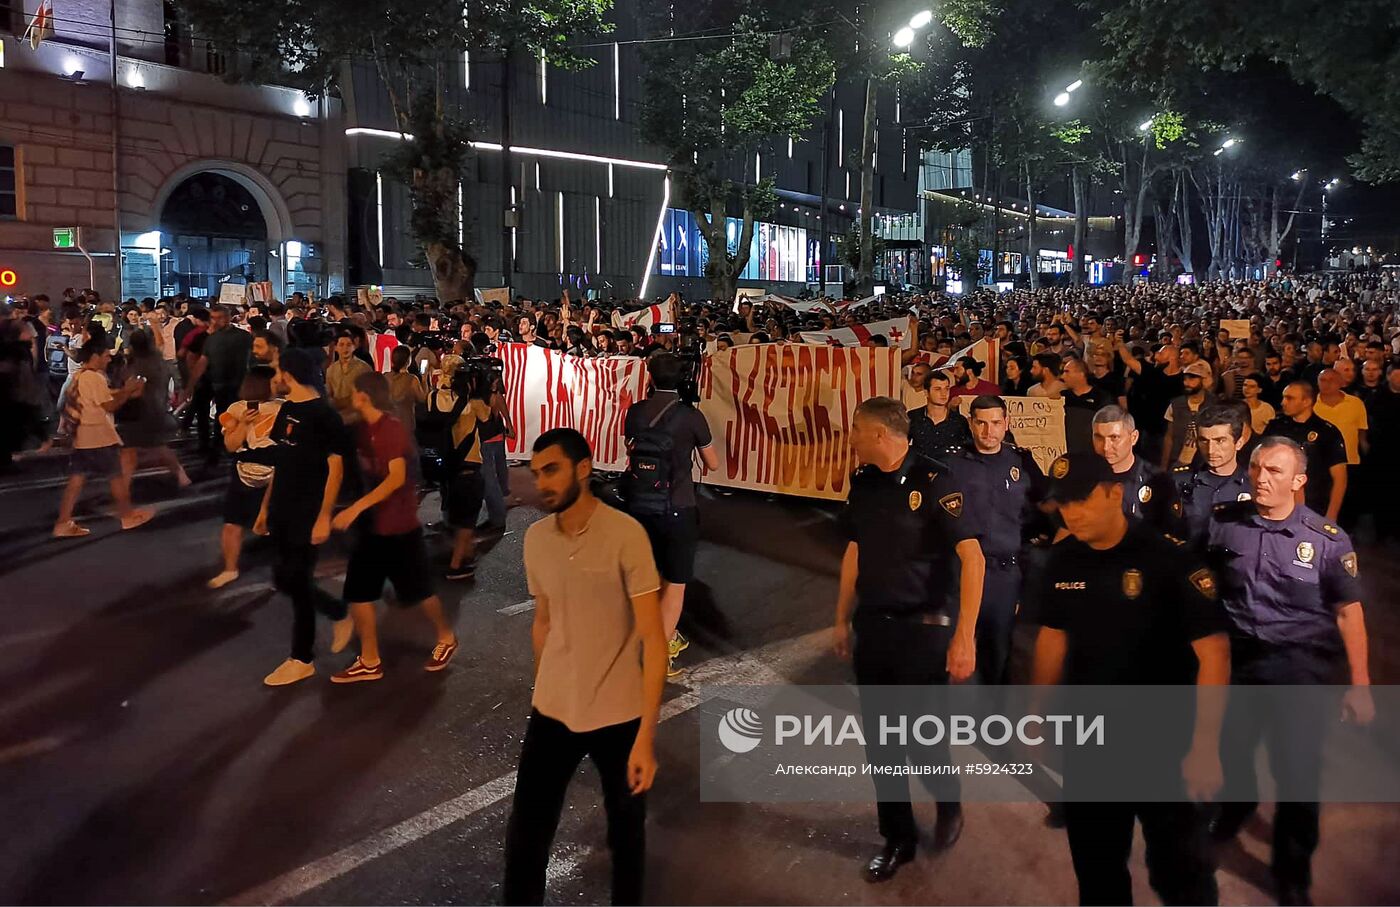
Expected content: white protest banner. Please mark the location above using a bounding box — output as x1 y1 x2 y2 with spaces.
1221 319 1251 340
499 343 903 499
958 395 1066 475
798 316 916 350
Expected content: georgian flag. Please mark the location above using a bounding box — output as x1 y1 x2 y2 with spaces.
798 316 915 350
611 298 676 329
25 0 56 49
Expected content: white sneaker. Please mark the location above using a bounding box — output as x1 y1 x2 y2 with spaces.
263 659 315 686
52 520 90 539
207 570 240 589
330 617 355 654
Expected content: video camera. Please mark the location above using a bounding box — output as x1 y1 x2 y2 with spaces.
450 354 504 398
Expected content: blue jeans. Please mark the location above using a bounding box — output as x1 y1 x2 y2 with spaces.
481 439 509 528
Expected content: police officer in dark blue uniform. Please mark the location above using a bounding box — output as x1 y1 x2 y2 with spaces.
908 369 972 459
1171 404 1252 546
1090 405 1179 531
955 395 1047 685
832 396 986 883
1032 451 1230 907
1207 436 1375 907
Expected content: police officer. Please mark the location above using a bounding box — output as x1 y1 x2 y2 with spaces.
955 395 1046 685
908 369 972 459
1171 404 1252 546
1262 380 1348 522
831 396 985 883
1207 437 1374 906
1090 405 1179 530
1032 451 1229 907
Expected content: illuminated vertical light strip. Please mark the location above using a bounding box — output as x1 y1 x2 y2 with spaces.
556 191 565 273
612 43 620 119
874 121 878 172
895 88 900 124
463 50 470 88
638 174 670 298
510 186 517 261
608 162 615 198
539 50 547 104
837 109 844 157
902 131 908 173
788 136 793 159
457 183 464 245
535 161 541 190
594 196 602 273
375 171 385 265
845 171 850 198
755 152 761 181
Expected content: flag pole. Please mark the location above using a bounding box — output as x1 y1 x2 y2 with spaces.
109 0 123 299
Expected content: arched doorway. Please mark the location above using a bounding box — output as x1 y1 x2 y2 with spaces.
158 172 270 299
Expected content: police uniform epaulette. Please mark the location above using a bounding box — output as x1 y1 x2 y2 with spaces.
1163 533 1188 546
1172 464 1193 473
1299 512 1341 537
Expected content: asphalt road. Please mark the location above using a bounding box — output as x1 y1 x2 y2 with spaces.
1 448 1397 906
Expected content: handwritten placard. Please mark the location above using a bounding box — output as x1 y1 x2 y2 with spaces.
959 395 1066 475
1221 319 1251 340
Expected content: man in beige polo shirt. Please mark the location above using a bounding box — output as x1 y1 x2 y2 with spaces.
503 428 667 906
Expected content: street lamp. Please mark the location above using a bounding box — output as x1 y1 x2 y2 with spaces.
893 26 916 47
1138 117 1155 132
1053 79 1083 107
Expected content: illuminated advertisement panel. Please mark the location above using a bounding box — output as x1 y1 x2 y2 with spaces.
656 210 807 282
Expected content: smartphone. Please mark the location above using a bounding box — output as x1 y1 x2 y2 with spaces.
654 322 677 335
248 402 260 415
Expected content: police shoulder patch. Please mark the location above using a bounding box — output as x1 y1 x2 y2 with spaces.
939 492 964 517
1189 568 1218 600
1342 552 1358 578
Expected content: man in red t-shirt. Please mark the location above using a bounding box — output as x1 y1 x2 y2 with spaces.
329 372 459 682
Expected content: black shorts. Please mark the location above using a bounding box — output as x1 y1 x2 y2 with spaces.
442 466 484 529
69 445 120 478
633 506 699 584
342 527 435 605
223 473 266 528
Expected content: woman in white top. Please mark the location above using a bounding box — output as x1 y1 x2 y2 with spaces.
1241 373 1276 435
52 339 154 538
208 365 283 588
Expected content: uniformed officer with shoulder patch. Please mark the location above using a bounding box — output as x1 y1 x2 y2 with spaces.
1171 403 1253 545
1032 451 1230 907
831 396 986 883
954 394 1047 685
1089 404 1179 531
1207 436 1375 907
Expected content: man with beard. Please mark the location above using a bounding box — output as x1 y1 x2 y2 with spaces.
503 428 667 906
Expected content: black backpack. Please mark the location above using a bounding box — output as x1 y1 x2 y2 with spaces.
626 399 680 516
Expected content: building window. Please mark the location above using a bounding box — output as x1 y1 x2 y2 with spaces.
0 145 17 219
163 0 183 66
1 0 18 36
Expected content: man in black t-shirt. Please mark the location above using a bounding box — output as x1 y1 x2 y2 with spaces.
1262 381 1348 521
255 347 355 687
623 354 718 677
1032 452 1229 907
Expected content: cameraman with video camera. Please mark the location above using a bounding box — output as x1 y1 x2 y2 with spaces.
420 355 496 581
623 351 719 676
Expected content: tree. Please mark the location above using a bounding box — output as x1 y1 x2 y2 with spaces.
637 5 832 302
1089 0 1400 182
174 0 612 301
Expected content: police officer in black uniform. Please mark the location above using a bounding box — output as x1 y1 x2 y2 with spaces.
1032 451 1229 907
954 395 1047 685
1207 436 1374 906
832 396 986 883
1171 404 1253 546
1261 381 1349 523
1090 404 1178 530
908 369 972 459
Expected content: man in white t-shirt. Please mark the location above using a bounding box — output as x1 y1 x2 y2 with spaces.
52 340 154 538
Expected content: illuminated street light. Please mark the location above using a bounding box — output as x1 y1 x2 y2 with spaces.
1066 79 1083 92
892 26 915 47
1221 137 1239 149
910 9 934 28
1291 170 1304 181
1138 118 1154 132
1054 92 1070 107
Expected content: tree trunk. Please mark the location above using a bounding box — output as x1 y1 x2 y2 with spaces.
1071 164 1088 285
1025 164 1040 290
856 77 877 293
426 241 476 302
1173 171 1194 277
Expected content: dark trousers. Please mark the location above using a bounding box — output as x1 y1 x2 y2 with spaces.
1220 639 1337 890
1338 463 1364 532
852 612 960 845
1064 802 1217 906
503 710 645 906
271 538 347 663
975 561 1020 686
189 381 215 452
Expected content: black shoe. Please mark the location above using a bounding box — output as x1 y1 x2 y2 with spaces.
1209 804 1255 843
1044 801 1067 829
863 840 916 883
1277 883 1313 906
445 563 476 581
932 803 964 850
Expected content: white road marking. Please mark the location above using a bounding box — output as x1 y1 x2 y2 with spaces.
497 599 536 616
224 630 827 906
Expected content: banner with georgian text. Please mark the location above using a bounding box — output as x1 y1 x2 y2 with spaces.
498 342 903 500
